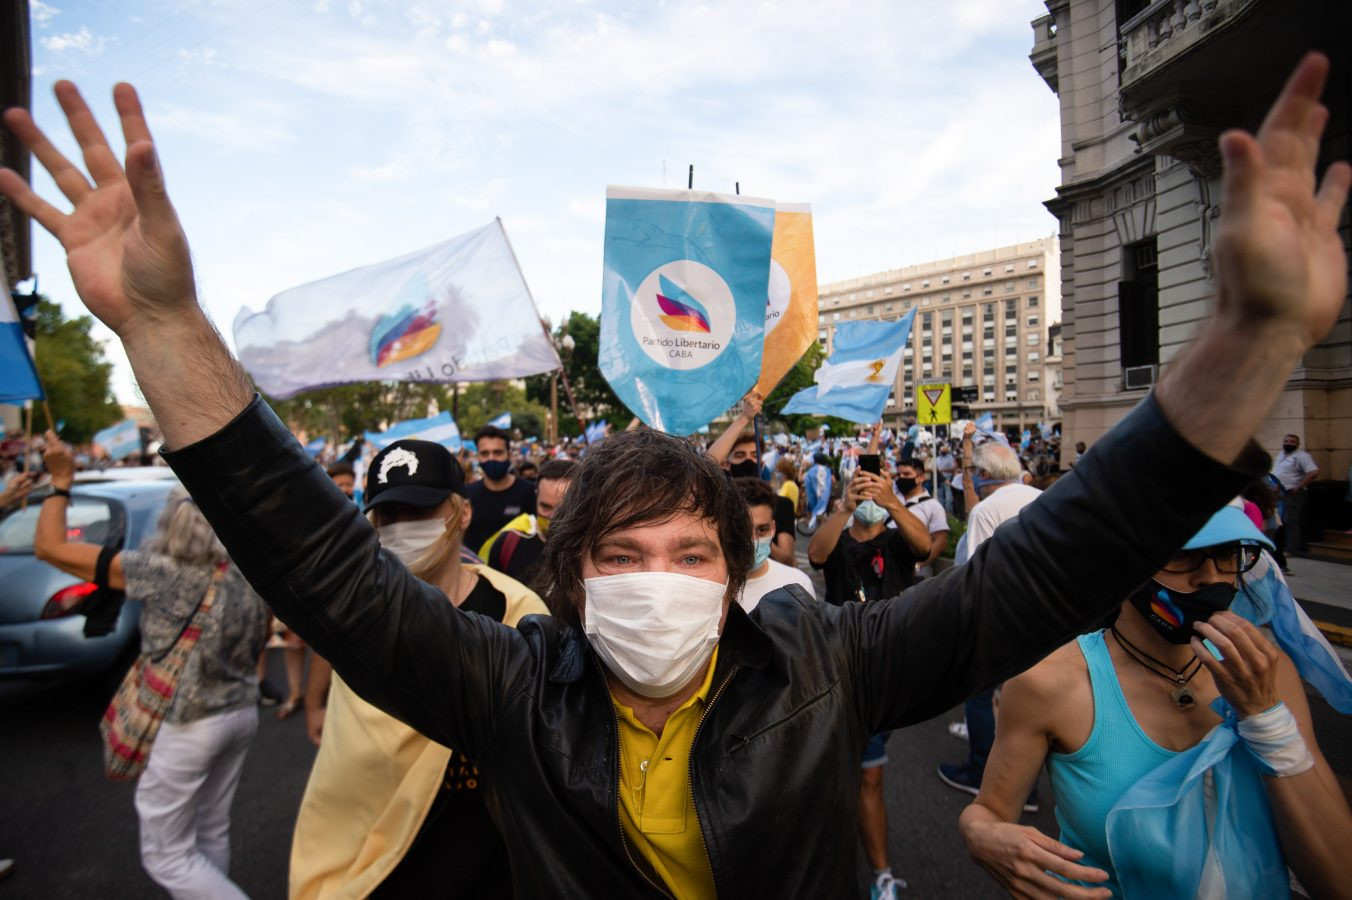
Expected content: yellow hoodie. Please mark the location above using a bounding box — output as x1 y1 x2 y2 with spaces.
288 564 548 899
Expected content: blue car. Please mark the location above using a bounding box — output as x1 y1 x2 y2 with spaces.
0 473 178 682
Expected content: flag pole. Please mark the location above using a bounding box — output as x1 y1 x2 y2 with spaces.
535 317 589 443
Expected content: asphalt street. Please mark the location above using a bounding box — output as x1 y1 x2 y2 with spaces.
2 542 1350 898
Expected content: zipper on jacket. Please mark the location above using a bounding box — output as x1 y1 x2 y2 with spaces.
688 664 739 898
604 671 673 899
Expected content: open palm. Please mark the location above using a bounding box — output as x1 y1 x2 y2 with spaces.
0 82 195 339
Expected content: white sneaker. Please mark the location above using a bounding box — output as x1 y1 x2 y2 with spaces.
871 871 906 898
947 720 968 741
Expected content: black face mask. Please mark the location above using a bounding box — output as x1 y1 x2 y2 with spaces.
728 460 760 479
894 476 916 494
1282 443 1297 453
481 459 511 480
1128 580 1235 645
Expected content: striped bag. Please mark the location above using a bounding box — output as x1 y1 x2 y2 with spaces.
100 563 227 781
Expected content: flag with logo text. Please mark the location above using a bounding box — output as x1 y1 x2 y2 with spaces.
753 204 818 398
599 186 775 435
781 312 916 423
234 220 560 399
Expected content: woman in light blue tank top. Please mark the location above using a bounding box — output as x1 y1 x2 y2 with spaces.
956 503 1352 899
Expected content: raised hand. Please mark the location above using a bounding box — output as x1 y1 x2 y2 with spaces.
0 83 197 342
1213 52 1351 348
40 429 76 487
1192 611 1281 719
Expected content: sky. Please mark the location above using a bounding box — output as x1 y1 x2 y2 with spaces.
23 0 1063 405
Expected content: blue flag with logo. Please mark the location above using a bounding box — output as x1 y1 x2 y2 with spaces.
599 186 776 435
781 311 916 424
93 419 141 461
365 410 462 451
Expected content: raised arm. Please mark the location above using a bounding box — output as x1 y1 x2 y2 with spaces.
33 431 125 590
834 52 1347 728
0 84 528 756
705 391 762 465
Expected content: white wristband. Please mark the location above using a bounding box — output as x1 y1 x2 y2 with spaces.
1236 702 1313 777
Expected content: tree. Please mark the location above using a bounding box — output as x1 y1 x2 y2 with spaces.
455 381 551 439
33 298 123 443
524 311 632 436
762 341 856 436
262 381 455 442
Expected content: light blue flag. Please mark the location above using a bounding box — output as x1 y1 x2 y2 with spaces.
0 291 42 404
93 419 141 461
974 412 994 432
780 311 916 424
488 412 511 430
599 186 776 435
584 419 608 444
365 410 462 451
303 437 327 457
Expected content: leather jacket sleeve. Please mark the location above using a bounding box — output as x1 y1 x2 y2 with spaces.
840 392 1271 731
161 396 532 758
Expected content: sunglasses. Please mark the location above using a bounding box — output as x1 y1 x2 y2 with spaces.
1160 543 1261 575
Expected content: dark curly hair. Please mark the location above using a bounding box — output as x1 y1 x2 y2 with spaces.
539 428 752 627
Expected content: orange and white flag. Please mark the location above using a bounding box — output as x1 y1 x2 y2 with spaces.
753 204 818 398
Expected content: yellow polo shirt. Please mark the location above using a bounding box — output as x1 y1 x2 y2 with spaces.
611 648 720 899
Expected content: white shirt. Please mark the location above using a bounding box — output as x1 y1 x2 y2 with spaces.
1272 449 1318 491
890 487 948 535
964 483 1042 553
739 560 817 613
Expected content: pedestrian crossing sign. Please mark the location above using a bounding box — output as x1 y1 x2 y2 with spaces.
917 383 951 425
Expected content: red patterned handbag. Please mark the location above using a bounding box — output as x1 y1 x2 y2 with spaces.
99 563 227 780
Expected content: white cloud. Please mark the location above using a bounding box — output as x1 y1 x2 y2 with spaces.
40 26 105 54
29 0 58 24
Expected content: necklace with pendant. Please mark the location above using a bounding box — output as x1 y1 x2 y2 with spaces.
1110 627 1203 710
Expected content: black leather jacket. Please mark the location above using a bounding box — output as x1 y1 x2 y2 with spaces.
164 393 1263 897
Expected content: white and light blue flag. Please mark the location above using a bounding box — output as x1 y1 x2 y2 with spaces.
584 419 608 445
974 412 995 432
781 311 916 423
599 186 775 435
93 419 141 461
303 437 327 457
488 412 511 430
234 220 561 399
364 410 462 451
0 291 42 404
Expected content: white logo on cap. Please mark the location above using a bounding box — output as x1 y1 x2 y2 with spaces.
378 447 420 484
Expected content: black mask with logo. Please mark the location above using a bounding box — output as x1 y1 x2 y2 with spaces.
728 460 760 479
1128 580 1235 645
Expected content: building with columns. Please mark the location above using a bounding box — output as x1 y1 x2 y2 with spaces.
1029 0 1350 482
816 236 1062 433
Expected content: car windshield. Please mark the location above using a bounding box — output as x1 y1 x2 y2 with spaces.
0 497 120 554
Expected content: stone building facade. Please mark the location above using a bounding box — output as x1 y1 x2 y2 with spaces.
1030 0 1350 476
817 236 1062 433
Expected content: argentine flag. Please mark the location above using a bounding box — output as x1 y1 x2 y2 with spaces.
488 412 511 430
0 291 42 404
781 311 916 423
365 410 462 451
93 419 141 461
599 186 775 435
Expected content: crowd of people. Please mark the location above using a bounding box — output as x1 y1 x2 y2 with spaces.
1 51 1351 900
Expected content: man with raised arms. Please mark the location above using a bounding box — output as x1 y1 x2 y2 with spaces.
2 55 1346 896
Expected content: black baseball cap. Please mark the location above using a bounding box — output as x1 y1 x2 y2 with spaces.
363 439 466 513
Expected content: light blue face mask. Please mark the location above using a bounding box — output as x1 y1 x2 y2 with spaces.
853 500 888 525
751 536 773 571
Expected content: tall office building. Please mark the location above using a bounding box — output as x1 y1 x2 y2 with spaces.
817 236 1062 432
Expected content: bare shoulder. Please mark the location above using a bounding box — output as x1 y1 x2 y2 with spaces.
1001 638 1091 732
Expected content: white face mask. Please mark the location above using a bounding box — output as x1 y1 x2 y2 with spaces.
584 571 727 699
377 518 449 566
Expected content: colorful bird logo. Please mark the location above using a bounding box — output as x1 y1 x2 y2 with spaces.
370 298 443 368
1150 589 1184 628
656 274 712 333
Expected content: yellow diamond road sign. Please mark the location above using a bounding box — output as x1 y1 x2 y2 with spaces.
917 383 952 425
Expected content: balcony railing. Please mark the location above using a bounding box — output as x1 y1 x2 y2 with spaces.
1119 0 1258 89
